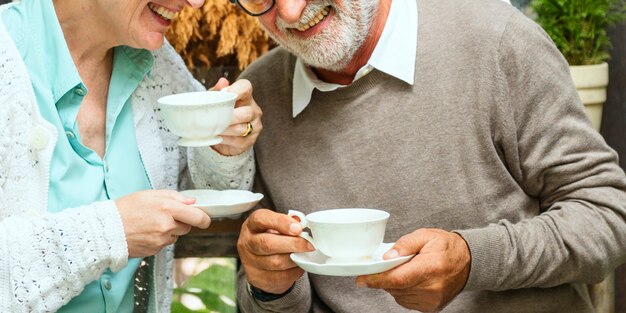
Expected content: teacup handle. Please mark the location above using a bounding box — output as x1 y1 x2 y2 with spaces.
287 210 316 249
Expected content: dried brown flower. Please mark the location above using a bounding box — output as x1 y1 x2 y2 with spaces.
166 0 272 71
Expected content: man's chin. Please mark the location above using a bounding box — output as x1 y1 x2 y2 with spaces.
299 55 350 72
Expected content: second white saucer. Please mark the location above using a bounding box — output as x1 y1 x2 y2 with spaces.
290 242 414 276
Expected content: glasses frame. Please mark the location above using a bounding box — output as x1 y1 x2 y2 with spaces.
229 0 276 17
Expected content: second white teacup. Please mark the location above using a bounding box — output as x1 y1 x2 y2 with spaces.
158 90 237 147
288 208 390 263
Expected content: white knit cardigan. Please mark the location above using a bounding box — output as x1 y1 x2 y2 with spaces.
0 13 254 312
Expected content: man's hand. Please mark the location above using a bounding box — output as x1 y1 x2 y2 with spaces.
116 189 211 258
238 209 314 294
355 228 471 312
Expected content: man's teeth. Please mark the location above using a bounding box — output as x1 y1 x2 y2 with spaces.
297 7 330 32
148 3 176 21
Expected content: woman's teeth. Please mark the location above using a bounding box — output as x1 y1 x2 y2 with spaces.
148 3 176 21
297 6 330 32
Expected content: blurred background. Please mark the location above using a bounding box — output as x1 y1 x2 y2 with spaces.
1 0 625 312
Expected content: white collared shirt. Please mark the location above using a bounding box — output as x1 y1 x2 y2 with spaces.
292 0 418 117
291 0 511 118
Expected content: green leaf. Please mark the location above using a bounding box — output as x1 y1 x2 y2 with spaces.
190 290 236 313
531 0 626 65
171 302 198 313
173 262 237 313
182 264 236 300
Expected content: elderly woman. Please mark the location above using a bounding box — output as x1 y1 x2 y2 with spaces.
0 0 262 312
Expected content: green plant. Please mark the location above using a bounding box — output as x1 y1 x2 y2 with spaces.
172 261 237 313
531 0 626 65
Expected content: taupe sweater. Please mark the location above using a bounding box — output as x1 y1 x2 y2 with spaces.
237 0 626 312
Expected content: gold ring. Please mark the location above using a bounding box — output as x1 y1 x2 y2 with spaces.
241 122 253 137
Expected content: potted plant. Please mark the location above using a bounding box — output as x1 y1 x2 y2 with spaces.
531 0 626 131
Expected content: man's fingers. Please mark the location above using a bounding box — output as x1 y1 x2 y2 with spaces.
243 232 312 255
356 257 425 289
246 209 303 236
384 229 429 260
249 253 300 271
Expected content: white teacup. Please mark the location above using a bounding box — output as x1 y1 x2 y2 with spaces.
288 208 390 263
157 90 237 147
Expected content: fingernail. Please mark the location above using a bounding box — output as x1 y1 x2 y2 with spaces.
356 281 367 288
181 196 196 204
385 249 399 259
289 223 301 234
307 243 314 250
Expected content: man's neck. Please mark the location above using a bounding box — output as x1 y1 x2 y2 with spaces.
313 0 391 85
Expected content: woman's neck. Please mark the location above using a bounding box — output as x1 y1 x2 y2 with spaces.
53 0 114 73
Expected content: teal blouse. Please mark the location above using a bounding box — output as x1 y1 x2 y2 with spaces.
3 0 154 312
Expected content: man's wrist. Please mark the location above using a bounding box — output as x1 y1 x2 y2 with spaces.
247 282 295 302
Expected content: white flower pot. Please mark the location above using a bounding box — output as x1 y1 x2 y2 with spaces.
569 62 609 131
571 62 615 313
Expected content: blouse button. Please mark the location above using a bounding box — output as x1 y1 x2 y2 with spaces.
103 279 112 290
74 88 86 96
29 125 50 150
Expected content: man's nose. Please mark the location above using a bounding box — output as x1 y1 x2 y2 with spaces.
275 0 308 24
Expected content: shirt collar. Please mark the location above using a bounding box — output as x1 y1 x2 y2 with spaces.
292 0 418 117
31 0 83 103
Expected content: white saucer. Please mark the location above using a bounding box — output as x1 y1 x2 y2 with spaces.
180 189 263 218
290 243 414 276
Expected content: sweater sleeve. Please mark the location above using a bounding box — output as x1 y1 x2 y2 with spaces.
153 41 256 192
457 12 626 291
187 147 255 191
0 200 128 312
237 268 312 313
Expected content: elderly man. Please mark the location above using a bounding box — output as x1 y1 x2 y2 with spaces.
231 0 626 312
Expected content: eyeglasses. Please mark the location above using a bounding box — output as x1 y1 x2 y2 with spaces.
230 0 275 16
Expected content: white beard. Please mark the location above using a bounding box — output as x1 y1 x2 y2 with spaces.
264 0 379 71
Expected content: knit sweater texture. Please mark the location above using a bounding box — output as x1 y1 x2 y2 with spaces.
0 14 255 312
236 0 626 312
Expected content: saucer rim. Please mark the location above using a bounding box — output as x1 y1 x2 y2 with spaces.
179 189 263 217
290 242 415 276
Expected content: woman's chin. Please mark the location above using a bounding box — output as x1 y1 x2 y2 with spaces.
136 35 165 51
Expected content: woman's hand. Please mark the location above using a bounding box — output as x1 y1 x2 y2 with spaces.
115 189 211 258
210 78 263 156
